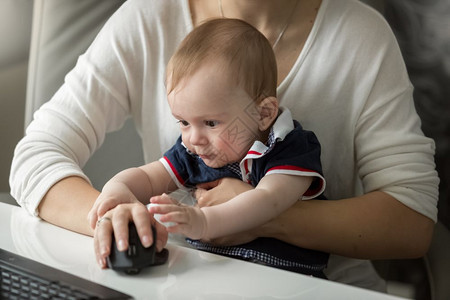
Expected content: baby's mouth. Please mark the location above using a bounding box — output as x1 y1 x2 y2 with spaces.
198 153 211 160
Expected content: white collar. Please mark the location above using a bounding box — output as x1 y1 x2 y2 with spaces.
245 106 294 159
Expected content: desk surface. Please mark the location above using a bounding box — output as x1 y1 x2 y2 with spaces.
0 202 405 299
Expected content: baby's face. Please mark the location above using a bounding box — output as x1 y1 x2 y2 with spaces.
167 64 262 168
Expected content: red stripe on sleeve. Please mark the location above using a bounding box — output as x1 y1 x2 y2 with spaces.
267 165 324 197
267 165 321 173
163 156 185 186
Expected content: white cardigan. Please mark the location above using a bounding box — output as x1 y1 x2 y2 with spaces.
10 0 439 291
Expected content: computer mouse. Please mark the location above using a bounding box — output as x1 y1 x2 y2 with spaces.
107 223 169 274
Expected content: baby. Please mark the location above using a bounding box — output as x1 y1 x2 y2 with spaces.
90 18 328 277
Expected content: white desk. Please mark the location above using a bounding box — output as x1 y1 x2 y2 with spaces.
0 202 405 299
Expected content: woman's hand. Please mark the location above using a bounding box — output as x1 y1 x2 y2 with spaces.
93 202 168 269
88 182 141 229
194 177 253 207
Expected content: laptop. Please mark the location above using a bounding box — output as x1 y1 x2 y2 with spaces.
0 248 133 299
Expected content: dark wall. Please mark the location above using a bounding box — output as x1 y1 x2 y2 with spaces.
384 0 450 229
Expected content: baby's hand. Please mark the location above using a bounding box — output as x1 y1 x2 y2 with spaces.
88 181 140 229
149 194 207 240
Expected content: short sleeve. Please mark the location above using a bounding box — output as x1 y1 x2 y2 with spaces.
252 123 326 199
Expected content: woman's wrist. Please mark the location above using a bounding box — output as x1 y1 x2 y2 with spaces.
256 200 307 244
39 176 99 236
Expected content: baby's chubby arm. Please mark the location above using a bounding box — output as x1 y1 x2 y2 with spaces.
149 174 312 240
88 161 176 228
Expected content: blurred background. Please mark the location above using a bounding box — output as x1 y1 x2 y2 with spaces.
0 0 32 196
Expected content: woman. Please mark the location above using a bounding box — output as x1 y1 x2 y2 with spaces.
10 0 438 292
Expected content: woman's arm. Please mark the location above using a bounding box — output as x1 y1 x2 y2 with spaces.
38 176 99 236
38 176 169 268
266 191 434 259
195 179 434 259
38 161 174 238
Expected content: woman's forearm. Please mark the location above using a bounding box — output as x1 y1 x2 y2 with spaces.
261 191 434 259
38 176 99 236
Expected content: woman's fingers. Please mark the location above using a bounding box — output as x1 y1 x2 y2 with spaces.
88 199 102 229
151 214 169 252
131 205 154 248
194 178 252 207
93 214 114 269
110 206 132 252
195 180 220 190
89 194 141 230
97 197 133 222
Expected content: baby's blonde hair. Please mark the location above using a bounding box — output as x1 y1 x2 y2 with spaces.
167 18 277 102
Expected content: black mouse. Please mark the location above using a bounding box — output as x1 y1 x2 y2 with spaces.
107 223 169 274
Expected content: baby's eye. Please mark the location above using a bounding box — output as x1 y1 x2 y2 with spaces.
177 120 189 127
204 120 219 128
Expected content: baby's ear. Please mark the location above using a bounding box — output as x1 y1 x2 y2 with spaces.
257 97 279 131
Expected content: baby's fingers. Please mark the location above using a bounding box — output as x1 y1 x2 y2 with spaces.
165 223 190 235
148 203 183 215
149 205 191 225
150 193 180 205
160 210 192 224
165 220 203 240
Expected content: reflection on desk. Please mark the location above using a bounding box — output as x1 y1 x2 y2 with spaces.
0 202 406 299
